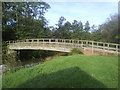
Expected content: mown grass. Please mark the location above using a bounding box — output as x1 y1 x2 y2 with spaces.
2 55 118 88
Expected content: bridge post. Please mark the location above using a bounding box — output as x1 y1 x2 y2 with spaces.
42 39 44 48
63 39 66 48
55 39 58 48
42 39 44 42
77 40 79 48
81 41 83 47
72 40 75 48
103 43 105 55
49 39 51 42
86 41 88 47
49 39 52 48
116 45 118 55
92 41 94 55
97 42 98 48
62 39 64 43
107 43 109 51
37 39 39 46
55 39 58 42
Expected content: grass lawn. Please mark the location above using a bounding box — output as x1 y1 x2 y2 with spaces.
2 54 118 88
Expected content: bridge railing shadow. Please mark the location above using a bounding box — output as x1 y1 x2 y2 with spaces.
14 67 108 88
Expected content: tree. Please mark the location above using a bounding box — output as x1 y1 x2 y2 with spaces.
84 21 90 32
54 16 66 38
100 14 119 43
56 16 66 27
71 20 83 39
79 21 91 40
61 21 72 39
2 2 50 40
91 25 102 41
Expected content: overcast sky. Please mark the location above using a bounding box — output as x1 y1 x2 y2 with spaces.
44 2 118 27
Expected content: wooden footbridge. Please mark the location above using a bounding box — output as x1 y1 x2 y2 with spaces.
7 38 120 56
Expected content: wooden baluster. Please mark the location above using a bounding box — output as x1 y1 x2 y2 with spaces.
77 40 79 48
43 39 44 47
64 40 66 48
31 39 34 47
55 39 58 42
62 39 64 43
81 41 83 47
103 43 105 55
86 41 88 47
116 45 118 55
37 39 39 46
49 39 51 42
107 43 109 51
72 40 74 48
97 42 98 48
92 41 94 55
49 39 51 48
49 39 51 47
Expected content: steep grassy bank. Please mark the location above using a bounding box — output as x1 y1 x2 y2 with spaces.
2 55 118 88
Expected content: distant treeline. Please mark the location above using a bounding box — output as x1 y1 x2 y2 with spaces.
2 2 119 44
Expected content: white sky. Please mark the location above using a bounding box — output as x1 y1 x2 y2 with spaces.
44 1 118 27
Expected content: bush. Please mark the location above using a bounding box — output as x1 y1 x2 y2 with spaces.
2 42 19 74
70 48 83 55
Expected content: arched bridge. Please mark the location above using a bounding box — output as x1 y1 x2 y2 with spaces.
7 38 120 56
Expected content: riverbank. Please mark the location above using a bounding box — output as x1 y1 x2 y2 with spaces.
2 52 68 74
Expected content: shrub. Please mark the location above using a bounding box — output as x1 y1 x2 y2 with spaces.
70 48 83 55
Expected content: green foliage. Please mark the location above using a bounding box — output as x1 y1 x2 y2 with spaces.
2 2 51 41
2 41 8 54
91 26 102 41
2 52 19 74
2 42 19 73
84 21 90 32
2 42 16 64
2 53 16 64
71 20 83 39
70 48 83 55
100 14 119 43
53 14 119 44
3 55 118 88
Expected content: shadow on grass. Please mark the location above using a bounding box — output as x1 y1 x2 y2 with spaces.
13 67 107 88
